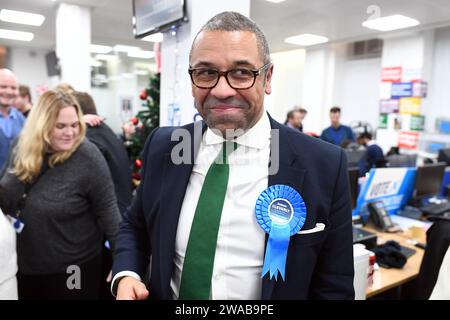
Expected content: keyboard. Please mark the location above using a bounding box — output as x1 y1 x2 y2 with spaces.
421 202 450 216
397 206 423 220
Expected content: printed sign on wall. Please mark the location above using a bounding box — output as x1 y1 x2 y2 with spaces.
398 131 420 149
391 82 413 99
380 99 399 113
399 97 421 115
381 66 402 82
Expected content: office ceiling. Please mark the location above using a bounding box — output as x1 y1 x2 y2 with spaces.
1 0 450 53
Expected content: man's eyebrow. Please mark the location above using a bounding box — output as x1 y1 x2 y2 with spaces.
234 60 254 68
190 60 256 69
190 61 215 68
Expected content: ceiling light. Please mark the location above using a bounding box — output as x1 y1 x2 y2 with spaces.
113 45 140 53
90 44 112 54
0 28 34 41
362 14 419 31
127 50 155 59
141 33 164 43
265 0 286 3
90 58 102 67
284 33 328 46
134 70 149 76
96 54 117 61
0 9 45 26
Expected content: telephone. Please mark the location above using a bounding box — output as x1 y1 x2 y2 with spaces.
366 201 401 233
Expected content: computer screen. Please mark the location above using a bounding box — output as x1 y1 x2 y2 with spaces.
386 154 417 167
345 150 366 168
437 148 450 166
348 167 359 209
414 162 446 198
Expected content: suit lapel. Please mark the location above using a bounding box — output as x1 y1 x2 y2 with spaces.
261 115 306 300
158 121 205 298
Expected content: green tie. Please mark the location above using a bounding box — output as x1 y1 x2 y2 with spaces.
179 141 237 300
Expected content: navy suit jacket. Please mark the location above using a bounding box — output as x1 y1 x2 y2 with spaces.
113 114 355 300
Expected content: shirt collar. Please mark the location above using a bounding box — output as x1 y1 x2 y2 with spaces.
204 111 271 150
0 106 19 119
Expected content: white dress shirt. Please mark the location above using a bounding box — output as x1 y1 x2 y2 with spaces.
112 112 271 299
171 112 271 300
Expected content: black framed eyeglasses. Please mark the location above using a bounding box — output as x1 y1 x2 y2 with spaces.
188 62 271 89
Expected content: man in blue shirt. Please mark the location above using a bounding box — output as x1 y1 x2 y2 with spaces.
0 69 25 170
356 131 385 176
320 106 355 146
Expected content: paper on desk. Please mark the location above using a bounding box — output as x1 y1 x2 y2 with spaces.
391 215 432 231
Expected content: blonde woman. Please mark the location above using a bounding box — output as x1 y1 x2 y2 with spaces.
0 90 121 300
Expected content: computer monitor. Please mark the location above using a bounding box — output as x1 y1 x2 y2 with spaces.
413 162 446 198
348 167 359 209
437 148 450 166
386 154 417 167
345 150 366 168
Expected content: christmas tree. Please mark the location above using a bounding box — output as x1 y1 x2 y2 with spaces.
126 72 160 184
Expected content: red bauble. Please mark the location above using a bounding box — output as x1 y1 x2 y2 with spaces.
131 117 139 125
140 90 148 100
135 159 142 169
139 124 145 130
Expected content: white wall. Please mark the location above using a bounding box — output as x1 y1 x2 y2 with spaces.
301 48 332 134
427 26 450 132
265 49 305 123
334 57 381 132
9 47 52 103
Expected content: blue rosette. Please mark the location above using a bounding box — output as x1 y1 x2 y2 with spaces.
255 184 307 281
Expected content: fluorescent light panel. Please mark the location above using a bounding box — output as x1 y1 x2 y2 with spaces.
95 54 117 61
127 50 155 59
284 33 328 46
362 14 419 31
141 33 163 43
0 9 45 26
90 44 112 54
0 28 34 41
113 45 140 53
266 0 286 3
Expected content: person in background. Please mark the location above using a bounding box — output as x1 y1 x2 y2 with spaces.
0 69 25 170
320 106 355 146
0 185 18 300
73 91 132 300
284 109 302 131
73 91 132 216
0 90 121 300
297 107 307 132
356 132 385 176
15 85 33 118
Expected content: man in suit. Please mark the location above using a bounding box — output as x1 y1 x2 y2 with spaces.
112 11 354 300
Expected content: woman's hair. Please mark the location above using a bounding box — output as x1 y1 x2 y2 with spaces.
13 90 86 182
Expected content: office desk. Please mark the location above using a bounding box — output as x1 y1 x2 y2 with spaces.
365 226 426 298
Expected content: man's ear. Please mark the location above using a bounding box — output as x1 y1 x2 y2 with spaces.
264 64 274 95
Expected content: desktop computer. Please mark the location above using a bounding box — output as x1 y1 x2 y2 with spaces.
437 148 450 166
401 162 450 219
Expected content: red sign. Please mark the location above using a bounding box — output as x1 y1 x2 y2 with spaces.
398 131 419 149
381 66 402 82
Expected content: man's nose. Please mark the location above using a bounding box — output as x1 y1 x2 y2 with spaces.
210 75 237 99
